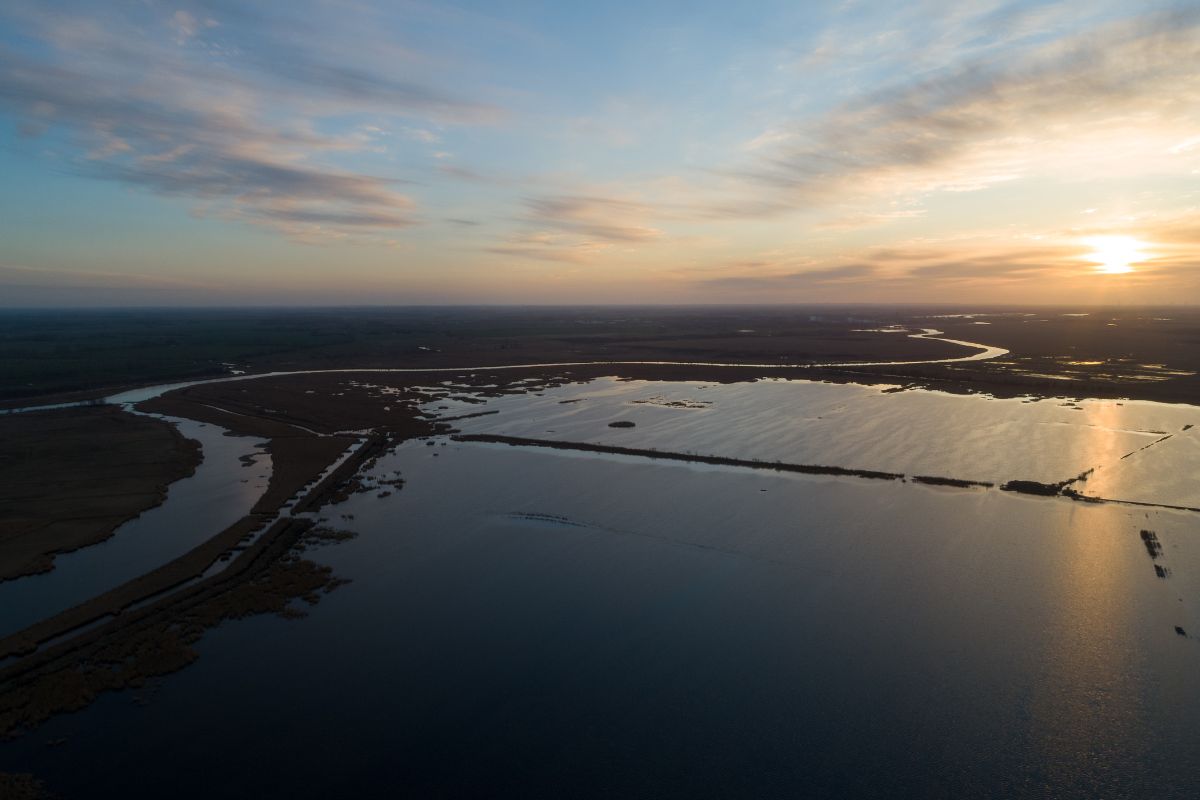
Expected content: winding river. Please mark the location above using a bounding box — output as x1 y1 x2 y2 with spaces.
3 328 1006 415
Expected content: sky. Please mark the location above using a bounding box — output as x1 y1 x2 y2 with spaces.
1 0 1198 306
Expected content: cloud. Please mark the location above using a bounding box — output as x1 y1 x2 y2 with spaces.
0 1 502 240
240 204 417 230
486 232 609 263
689 233 1180 300
168 10 216 44
733 8 1200 208
437 164 508 184
467 4 1200 259
482 193 665 263
1135 214 1200 246
0 264 210 290
702 263 878 290
0 263 230 306
905 259 1058 281
485 245 591 264
402 127 441 144
817 208 927 230
3 0 1197 305
522 195 662 243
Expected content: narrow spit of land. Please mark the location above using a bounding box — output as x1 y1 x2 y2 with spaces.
453 434 908 481
452 435 1198 514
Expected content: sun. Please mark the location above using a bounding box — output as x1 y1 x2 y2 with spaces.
1082 235 1146 274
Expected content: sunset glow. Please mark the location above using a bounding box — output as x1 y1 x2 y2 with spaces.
1083 236 1148 274
5 4 1200 796
1 1 1198 305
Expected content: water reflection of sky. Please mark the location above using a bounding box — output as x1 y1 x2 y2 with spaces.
10 440 1190 798
444 377 1200 505
3 388 1200 796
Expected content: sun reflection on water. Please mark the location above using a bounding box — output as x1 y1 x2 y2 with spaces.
1028 403 1147 789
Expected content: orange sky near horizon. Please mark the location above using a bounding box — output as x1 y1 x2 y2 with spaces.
0 1 1198 306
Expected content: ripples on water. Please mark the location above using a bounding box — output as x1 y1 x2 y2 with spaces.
446 377 1200 506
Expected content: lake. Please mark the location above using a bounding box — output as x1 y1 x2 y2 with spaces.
2 374 1199 798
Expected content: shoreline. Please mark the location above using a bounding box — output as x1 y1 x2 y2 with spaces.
0 384 446 736
0 407 204 583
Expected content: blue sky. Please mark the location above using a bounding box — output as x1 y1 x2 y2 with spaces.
1 0 1198 305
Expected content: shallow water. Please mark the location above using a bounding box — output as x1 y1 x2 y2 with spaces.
1082 425 1200 508
445 377 1200 502
4 440 1198 798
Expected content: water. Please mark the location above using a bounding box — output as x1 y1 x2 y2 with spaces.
3 359 1200 797
3 439 1198 797
443 377 1200 499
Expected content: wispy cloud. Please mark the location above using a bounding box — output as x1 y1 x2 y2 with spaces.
733 8 1200 208
702 263 878 290
522 195 662 243
484 193 665 263
486 232 609 263
0 263 211 290
2 1 1197 304
472 5 1200 258
0 262 231 306
693 227 1200 302
0 1 501 240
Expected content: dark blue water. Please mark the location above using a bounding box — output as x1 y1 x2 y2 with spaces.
3 442 1199 798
